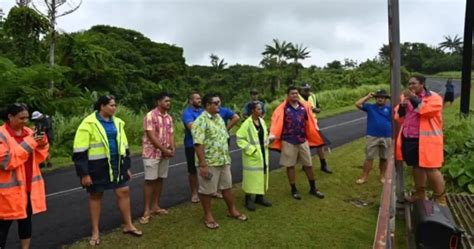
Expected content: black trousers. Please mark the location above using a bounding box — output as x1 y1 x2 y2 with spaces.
0 194 33 248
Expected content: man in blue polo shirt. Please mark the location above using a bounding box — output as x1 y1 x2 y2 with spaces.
355 89 392 184
182 91 204 203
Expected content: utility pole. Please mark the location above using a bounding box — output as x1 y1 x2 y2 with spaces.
460 0 473 116
32 0 82 94
388 0 403 205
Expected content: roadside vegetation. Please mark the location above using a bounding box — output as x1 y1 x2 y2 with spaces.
0 6 471 174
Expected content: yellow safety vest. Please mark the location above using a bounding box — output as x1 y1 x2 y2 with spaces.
236 117 269 195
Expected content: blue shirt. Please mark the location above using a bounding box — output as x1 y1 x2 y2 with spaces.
218 107 235 125
445 84 454 93
282 102 307 145
362 103 392 137
96 112 118 156
182 106 204 148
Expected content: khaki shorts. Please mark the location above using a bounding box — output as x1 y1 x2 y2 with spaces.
366 136 392 160
143 158 170 180
280 141 313 167
197 165 232 195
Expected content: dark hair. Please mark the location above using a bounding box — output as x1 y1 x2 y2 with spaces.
287 85 299 94
250 101 261 112
156 92 171 102
202 93 219 107
188 91 200 101
410 75 426 85
1 103 29 122
94 95 115 111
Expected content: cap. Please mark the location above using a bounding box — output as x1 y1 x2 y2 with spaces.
300 83 311 89
31 111 43 120
373 89 390 98
250 88 259 94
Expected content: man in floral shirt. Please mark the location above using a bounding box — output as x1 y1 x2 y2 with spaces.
192 93 247 229
139 93 175 224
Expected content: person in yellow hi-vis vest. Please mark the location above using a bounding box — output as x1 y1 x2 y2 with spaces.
298 83 333 174
236 102 273 211
73 96 142 246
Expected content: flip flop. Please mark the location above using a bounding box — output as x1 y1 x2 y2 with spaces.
139 215 150 224
151 209 169 215
227 213 248 221
204 220 220 229
191 195 200 203
122 228 143 237
89 238 100 246
212 192 223 199
356 179 368 185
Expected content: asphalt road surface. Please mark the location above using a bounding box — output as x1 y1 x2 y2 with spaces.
5 78 460 248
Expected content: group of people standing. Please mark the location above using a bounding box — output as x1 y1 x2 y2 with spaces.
0 74 448 248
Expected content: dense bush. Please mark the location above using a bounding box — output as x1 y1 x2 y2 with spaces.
442 114 474 193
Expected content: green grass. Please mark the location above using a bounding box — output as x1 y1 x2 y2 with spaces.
68 139 388 249
432 71 474 79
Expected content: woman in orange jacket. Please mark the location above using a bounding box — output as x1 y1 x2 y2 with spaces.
0 103 49 249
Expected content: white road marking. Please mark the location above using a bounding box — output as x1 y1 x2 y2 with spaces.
46 117 366 199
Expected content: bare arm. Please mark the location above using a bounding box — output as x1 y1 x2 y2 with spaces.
226 114 240 131
355 93 374 110
186 122 193 130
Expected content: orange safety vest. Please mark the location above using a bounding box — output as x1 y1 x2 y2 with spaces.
393 91 444 168
270 99 324 151
0 125 48 220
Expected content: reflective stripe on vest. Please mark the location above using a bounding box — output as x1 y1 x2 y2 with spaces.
89 154 108 160
1 154 11 170
420 129 443 136
0 132 11 170
0 171 22 189
243 166 264 172
73 147 88 153
74 143 105 153
20 141 33 154
32 175 43 183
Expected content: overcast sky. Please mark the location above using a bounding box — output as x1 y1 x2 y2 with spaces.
0 0 467 66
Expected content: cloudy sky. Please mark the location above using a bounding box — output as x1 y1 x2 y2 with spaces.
0 0 467 66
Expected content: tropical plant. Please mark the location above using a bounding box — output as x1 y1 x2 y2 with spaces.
438 35 463 54
262 39 292 89
209 53 227 71
287 43 311 81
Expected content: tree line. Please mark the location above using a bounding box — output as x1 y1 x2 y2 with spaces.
0 6 465 117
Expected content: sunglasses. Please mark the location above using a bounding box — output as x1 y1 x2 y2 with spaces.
14 103 28 108
211 101 221 105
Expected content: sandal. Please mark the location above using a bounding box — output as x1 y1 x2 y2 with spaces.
151 209 169 215
191 195 200 203
89 238 100 246
139 215 151 224
123 228 143 237
356 178 368 185
204 220 220 229
227 213 248 221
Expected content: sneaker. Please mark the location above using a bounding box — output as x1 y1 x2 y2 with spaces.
291 191 301 200
255 195 272 207
309 189 325 199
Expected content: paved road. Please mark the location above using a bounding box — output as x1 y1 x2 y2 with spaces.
5 78 460 248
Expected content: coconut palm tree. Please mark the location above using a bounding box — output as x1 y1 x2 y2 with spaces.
438 35 463 54
261 39 292 89
287 43 311 81
209 53 227 71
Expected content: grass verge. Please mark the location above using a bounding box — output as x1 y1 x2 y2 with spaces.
68 139 388 249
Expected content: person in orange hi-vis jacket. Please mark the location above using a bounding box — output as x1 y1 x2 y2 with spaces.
0 103 49 249
394 75 446 206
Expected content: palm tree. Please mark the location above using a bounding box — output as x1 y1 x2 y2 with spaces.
438 35 463 54
287 43 311 81
209 53 227 71
261 39 292 89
